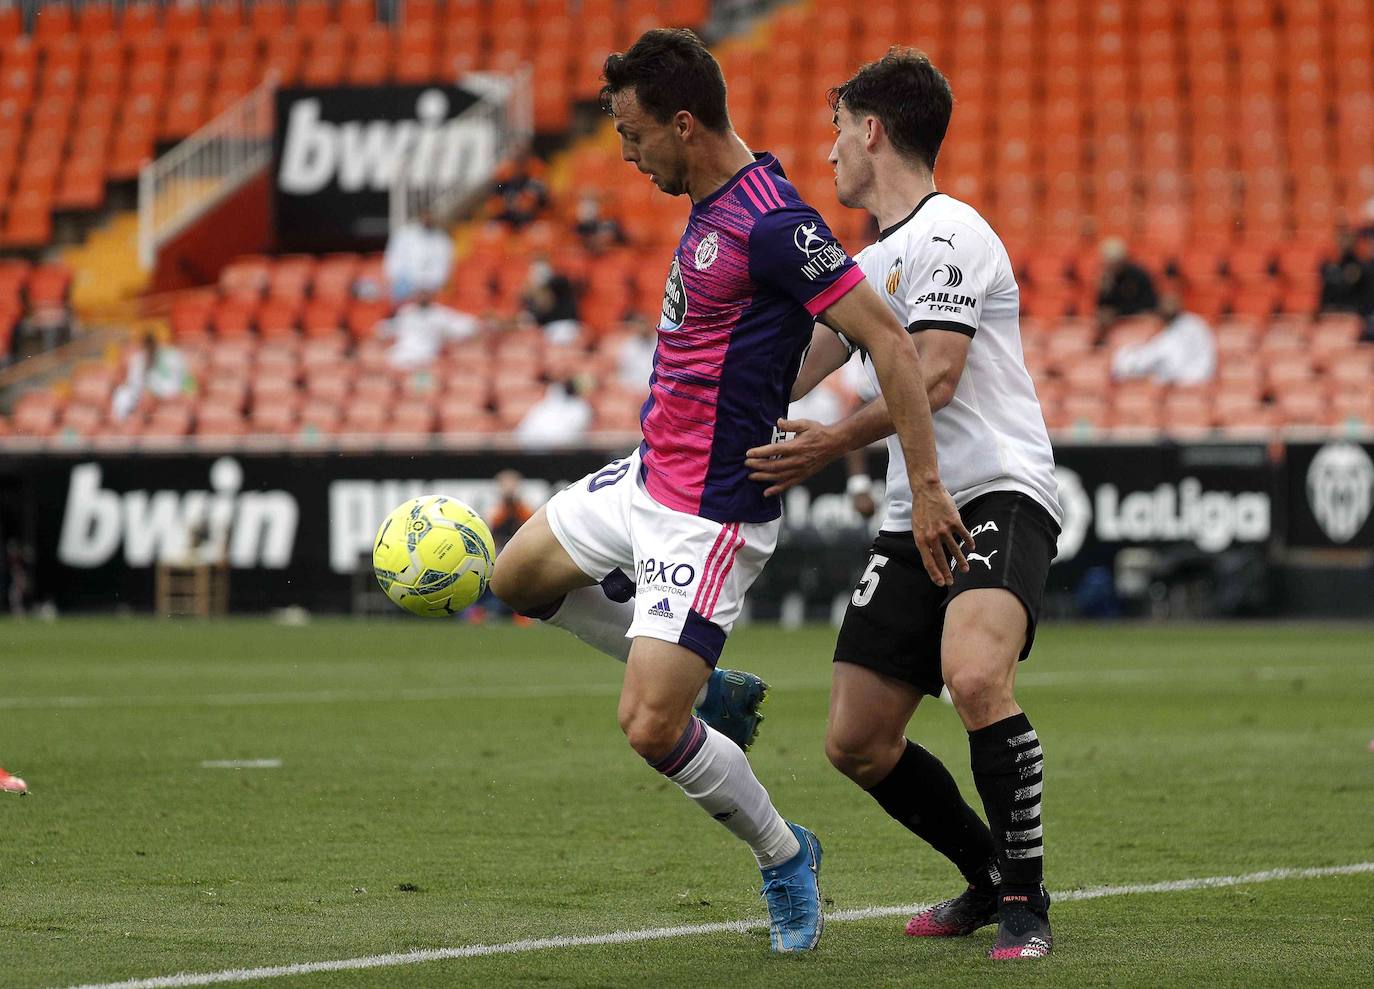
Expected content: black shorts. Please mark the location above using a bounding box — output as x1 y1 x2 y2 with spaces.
833 491 1060 697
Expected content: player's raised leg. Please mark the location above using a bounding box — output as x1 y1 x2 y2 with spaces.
826 665 1000 938
489 472 769 749
488 504 596 616
942 588 1051 960
621 636 822 952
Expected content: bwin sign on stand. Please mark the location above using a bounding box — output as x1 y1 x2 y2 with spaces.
56 458 298 569
278 88 496 195
272 84 485 249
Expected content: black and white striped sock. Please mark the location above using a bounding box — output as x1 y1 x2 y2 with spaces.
969 713 1044 893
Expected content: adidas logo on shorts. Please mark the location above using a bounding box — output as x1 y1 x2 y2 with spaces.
647 597 674 618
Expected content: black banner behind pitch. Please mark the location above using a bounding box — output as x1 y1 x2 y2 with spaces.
0 443 1282 613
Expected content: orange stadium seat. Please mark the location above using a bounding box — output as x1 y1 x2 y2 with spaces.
211 300 256 338
301 299 345 337
347 299 391 339
339 0 376 32
250 400 300 436
393 25 438 84
256 299 301 340
389 398 438 435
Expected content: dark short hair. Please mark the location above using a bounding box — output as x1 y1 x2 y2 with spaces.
600 28 731 132
828 48 953 171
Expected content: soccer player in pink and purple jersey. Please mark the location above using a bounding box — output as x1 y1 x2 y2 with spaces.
489 29 968 953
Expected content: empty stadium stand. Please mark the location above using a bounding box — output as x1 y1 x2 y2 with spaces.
1 0 1371 445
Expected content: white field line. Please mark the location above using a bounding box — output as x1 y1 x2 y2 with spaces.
198 760 282 769
4 663 1370 712
60 862 1374 989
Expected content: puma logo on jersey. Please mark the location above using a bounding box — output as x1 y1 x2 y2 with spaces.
968 550 999 569
932 233 956 249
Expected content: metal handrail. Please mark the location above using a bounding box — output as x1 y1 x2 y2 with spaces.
138 78 277 270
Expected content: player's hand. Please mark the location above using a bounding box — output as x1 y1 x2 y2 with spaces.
911 481 972 587
744 418 841 496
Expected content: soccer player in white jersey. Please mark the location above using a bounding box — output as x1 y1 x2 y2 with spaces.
489 31 970 953
746 49 1064 959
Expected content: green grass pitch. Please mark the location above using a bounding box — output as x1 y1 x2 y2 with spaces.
2 618 1372 988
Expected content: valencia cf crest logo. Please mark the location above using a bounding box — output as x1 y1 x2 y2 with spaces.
694 231 719 270
1306 442 1374 543
885 257 903 295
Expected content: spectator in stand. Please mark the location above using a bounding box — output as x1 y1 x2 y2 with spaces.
574 191 627 254
472 469 538 623
488 469 534 551
615 312 657 391
1319 223 1374 322
1110 291 1216 386
383 209 454 304
490 152 550 229
111 333 192 421
1096 237 1159 331
515 374 594 449
376 291 480 370
521 255 581 344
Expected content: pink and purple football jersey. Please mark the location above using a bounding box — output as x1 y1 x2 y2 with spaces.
639 153 865 523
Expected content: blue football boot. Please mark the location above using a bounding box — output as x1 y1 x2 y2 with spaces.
695 668 768 751
760 822 824 952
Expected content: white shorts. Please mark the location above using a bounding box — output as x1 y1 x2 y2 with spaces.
545 450 779 665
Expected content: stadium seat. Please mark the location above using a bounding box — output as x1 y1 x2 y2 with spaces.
354 372 395 403
389 398 438 434
347 299 392 339
250 399 300 436
301 300 346 337
211 300 256 338
305 367 351 403
221 257 270 301
256 300 301 340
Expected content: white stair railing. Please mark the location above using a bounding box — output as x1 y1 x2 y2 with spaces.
138 78 277 270
388 67 533 231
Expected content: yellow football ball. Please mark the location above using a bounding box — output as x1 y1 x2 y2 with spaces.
372 495 496 617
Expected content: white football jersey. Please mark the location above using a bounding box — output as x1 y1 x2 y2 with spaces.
841 192 1062 530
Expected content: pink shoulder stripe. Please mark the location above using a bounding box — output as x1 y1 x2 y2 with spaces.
804 264 866 316
737 176 770 214
746 170 784 210
754 169 787 209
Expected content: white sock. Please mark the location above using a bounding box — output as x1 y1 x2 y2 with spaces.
545 584 633 663
664 722 800 868
545 586 712 707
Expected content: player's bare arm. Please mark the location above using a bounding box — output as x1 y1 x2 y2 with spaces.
790 324 850 401
812 280 970 584
747 329 971 497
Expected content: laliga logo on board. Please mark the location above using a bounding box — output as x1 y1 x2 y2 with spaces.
1050 467 1270 561
1053 466 1092 562
1306 442 1374 543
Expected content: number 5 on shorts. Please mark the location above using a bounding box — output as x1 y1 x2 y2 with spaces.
851 553 889 607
